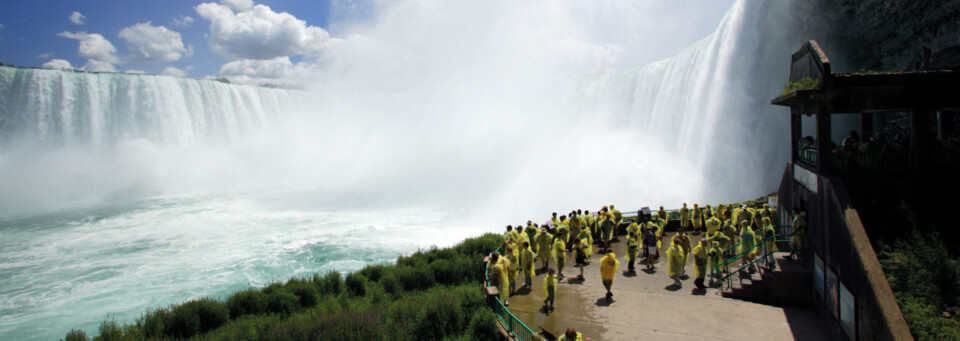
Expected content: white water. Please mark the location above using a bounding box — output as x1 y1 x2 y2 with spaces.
0 1 803 339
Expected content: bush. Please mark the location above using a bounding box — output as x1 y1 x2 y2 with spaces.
360 264 387 282
228 289 266 319
165 299 229 338
380 271 401 295
265 290 300 316
467 308 500 341
345 273 368 297
139 308 170 338
317 271 343 296
285 280 320 309
396 265 435 292
93 319 124 341
65 329 88 341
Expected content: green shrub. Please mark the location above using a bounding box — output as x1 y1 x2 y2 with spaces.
65 329 88 341
94 318 124 341
345 273 368 297
310 310 385 341
781 76 820 96
285 280 320 309
317 271 343 296
380 271 401 295
265 290 300 316
228 289 266 319
200 314 281 341
360 264 387 282
467 308 500 341
138 308 169 338
396 265 435 292
165 299 228 338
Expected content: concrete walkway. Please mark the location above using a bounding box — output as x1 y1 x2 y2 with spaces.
504 232 828 341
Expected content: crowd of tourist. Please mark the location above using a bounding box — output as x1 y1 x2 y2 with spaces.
486 202 808 340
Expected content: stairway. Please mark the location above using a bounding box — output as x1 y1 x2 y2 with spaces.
720 252 812 307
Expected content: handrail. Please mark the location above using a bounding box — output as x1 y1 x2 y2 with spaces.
718 232 800 284
485 246 538 341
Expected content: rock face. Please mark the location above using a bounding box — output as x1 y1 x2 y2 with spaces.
795 0 960 72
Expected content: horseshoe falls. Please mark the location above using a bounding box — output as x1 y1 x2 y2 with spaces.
0 1 803 339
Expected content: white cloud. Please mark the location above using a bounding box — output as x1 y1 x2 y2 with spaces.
218 56 320 85
70 12 86 25
124 69 147 74
0 23 5 30
195 2 331 59
162 66 188 77
37 52 54 59
81 59 116 72
57 31 119 63
41 59 74 70
118 22 192 62
221 0 253 11
172 15 195 27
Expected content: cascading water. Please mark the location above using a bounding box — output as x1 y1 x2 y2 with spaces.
0 1 805 339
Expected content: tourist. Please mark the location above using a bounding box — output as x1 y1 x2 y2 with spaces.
543 268 558 312
677 229 692 276
708 241 723 286
624 230 639 273
551 212 561 227
667 241 684 286
679 203 691 230
692 203 703 233
788 208 807 261
762 217 778 269
556 216 570 247
657 206 667 222
599 212 616 253
644 225 658 270
738 220 757 272
558 328 583 341
692 239 709 289
505 246 519 295
723 219 738 258
553 236 568 278
520 241 536 288
535 228 554 270
569 212 582 246
705 213 722 237
489 252 510 305
600 252 620 299
525 221 538 245
574 238 588 280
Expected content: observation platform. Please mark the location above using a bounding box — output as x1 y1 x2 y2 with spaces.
504 232 828 340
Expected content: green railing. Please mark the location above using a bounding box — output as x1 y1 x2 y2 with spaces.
485 246 538 341
717 229 801 288
798 148 817 166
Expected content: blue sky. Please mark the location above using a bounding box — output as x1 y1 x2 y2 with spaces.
0 0 334 78
0 0 737 86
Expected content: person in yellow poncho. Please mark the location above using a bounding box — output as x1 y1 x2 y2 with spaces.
488 252 510 305
692 203 703 233
600 252 620 299
643 224 659 270
610 204 622 236
679 203 690 230
722 219 737 259
788 208 807 261
676 230 692 276
505 246 519 295
708 241 723 286
738 220 757 271
574 238 588 280
551 212 561 226
520 241 536 289
667 243 684 286
513 226 529 247
535 229 554 270
657 206 667 222
705 214 722 237
543 268 558 312
692 240 709 289
558 328 583 341
624 231 640 273
553 237 568 279
577 228 593 258
759 217 777 268
569 212 582 246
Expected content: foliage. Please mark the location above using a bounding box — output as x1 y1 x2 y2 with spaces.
65 329 89 341
70 233 505 340
879 230 960 340
781 77 821 96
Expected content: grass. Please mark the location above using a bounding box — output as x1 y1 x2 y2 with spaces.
781 76 821 96
66 233 504 341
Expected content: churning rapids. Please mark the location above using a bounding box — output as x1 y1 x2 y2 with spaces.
1 1 807 339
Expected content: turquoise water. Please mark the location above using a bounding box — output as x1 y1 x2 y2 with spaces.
0 192 478 340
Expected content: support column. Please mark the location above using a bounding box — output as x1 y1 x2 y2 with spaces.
911 109 933 225
860 113 874 137
816 105 832 174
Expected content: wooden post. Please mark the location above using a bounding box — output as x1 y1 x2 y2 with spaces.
860 113 874 137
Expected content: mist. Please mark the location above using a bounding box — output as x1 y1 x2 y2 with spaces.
0 0 802 223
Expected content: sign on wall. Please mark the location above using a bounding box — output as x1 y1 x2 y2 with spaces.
794 164 818 194
840 281 856 340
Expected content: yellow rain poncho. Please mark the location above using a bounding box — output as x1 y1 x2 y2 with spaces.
524 224 538 245
679 203 690 229
557 332 583 341
705 216 722 236
520 247 537 275
492 258 510 302
709 241 723 272
762 217 778 252
505 248 520 282
569 215 582 244
610 205 622 225
625 222 639 237
667 244 684 277
625 234 640 262
599 214 615 242
577 229 593 258
723 220 737 245
535 231 554 261
553 238 567 270
543 273 557 304
692 204 703 230
738 221 757 257
600 253 620 281
791 212 807 248
657 206 668 221
692 243 708 279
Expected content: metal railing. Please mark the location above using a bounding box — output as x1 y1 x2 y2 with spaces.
484 246 538 341
717 228 801 289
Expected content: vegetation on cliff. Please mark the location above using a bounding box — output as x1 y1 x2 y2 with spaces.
65 233 504 341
